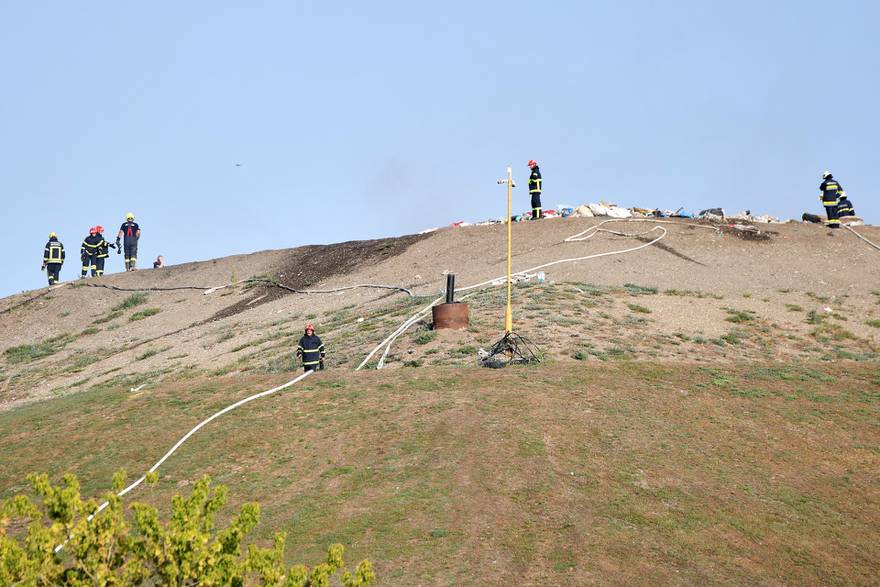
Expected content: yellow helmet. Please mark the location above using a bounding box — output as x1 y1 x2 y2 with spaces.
126 212 135 220
48 232 57 238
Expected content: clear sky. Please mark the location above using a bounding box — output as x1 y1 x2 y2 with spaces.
2 1 877 297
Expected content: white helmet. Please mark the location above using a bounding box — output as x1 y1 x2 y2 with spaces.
822 171 832 179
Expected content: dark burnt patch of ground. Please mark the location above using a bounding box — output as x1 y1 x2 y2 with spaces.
209 233 429 321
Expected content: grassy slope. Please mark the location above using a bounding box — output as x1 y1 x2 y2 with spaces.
1 363 878 585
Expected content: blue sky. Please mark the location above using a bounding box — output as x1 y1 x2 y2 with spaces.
2 1 877 296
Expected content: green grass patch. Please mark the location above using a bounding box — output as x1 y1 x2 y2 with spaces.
866 319 880 328
725 308 755 323
785 304 803 312
623 283 658 295
93 310 123 325
627 303 651 314
414 330 437 345
4 333 75 364
112 293 147 311
129 308 161 321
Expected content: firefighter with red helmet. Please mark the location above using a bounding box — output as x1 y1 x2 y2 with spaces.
80 227 102 278
93 226 116 277
296 323 326 372
528 160 543 219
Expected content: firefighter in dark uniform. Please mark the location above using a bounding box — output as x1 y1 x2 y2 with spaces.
80 227 102 278
296 322 325 372
41 232 65 286
837 192 855 218
93 226 115 277
819 171 842 229
117 212 141 271
528 159 543 219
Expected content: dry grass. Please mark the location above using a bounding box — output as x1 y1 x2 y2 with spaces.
1 363 878 585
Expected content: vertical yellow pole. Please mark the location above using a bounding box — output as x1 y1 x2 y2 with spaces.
505 166 513 332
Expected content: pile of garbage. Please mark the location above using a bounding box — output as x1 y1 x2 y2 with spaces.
425 199 869 233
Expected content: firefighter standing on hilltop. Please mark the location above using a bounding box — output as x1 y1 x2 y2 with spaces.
117 212 141 271
93 226 115 277
296 323 326 372
819 171 843 229
80 227 102 278
528 159 543 219
41 233 65 286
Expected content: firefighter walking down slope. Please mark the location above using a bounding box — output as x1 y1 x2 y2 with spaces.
117 212 141 271
80 227 102 278
819 171 843 229
42 233 65 286
296 323 326 372
528 159 543 219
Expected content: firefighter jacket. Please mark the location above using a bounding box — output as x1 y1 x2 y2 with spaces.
820 177 843 205
81 234 102 259
837 196 855 217
96 236 113 258
528 166 543 194
43 238 65 265
297 334 325 367
119 221 140 244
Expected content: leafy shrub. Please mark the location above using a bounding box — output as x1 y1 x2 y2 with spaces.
112 293 147 311
130 308 161 321
0 473 375 586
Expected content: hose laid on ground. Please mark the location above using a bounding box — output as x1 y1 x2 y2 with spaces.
85 278 414 297
253 279 414 297
54 369 315 552
357 218 708 370
843 224 880 252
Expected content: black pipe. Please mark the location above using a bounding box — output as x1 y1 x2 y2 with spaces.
445 274 455 304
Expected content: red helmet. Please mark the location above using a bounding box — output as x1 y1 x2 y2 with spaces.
95 225 104 233
528 159 537 168
305 322 314 333
88 226 97 235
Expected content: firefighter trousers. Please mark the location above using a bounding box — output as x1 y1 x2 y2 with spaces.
46 264 61 285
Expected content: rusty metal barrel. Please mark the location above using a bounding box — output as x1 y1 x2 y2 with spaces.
433 273 469 329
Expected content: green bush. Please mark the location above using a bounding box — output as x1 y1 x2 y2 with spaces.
130 308 161 321
627 303 651 314
0 473 375 586
414 330 437 345
113 293 148 311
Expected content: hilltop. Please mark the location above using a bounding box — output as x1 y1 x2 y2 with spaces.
2 217 879 585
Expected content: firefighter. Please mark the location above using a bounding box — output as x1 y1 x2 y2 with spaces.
41 232 65 286
80 227 102 278
819 171 843 229
117 212 141 271
837 192 856 218
93 226 115 277
296 322 325 372
528 159 543 219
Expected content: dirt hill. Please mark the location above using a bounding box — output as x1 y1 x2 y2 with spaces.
2 217 879 585
2 218 879 410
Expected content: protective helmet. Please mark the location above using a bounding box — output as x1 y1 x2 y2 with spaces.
126 212 135 220
822 171 832 179
528 159 537 168
95 225 104 233
305 322 314 333
48 232 57 238
89 226 97 235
